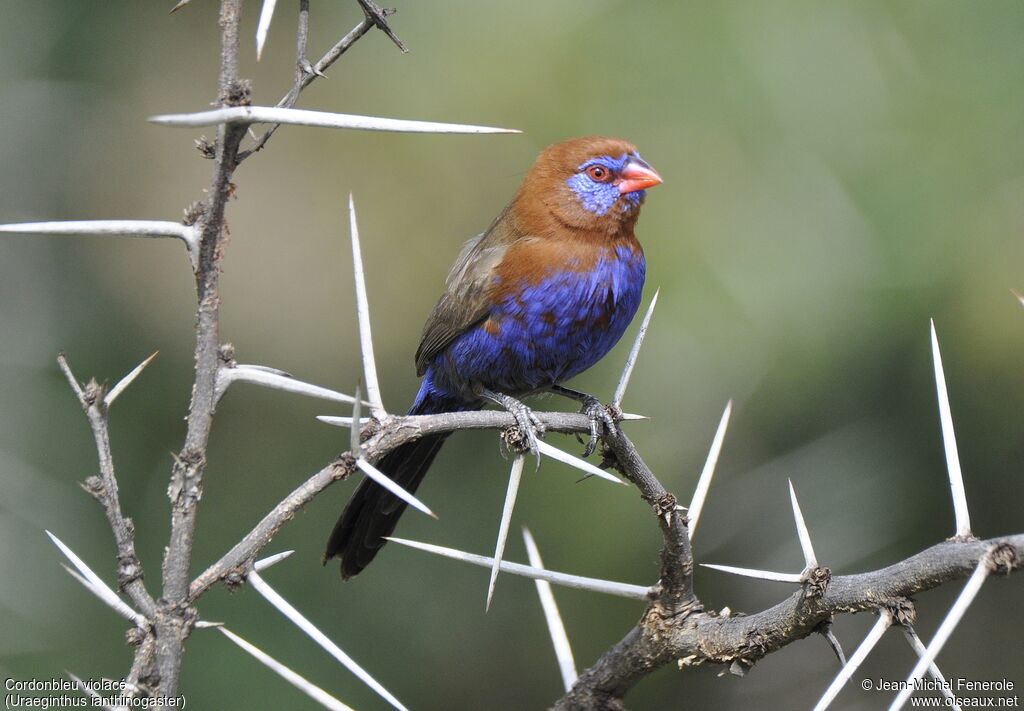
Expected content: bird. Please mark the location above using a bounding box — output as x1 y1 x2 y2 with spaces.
324 136 662 579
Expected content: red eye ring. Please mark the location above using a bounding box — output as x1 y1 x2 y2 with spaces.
586 165 612 182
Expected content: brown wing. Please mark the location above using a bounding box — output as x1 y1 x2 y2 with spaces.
414 206 520 376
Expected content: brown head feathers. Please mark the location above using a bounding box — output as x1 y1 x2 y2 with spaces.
509 136 660 238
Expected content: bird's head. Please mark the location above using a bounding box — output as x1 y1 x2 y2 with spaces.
514 136 662 237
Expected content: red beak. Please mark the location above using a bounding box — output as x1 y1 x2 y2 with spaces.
617 158 662 194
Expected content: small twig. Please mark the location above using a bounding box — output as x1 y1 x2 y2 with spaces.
817 622 847 667
239 0 411 160
56 355 156 618
356 0 408 53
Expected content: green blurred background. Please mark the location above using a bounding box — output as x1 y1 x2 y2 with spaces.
1 1 1022 709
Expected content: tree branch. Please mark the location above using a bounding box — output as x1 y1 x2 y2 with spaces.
238 0 407 161
188 410 604 599
154 0 247 695
554 537 1021 710
56 354 157 619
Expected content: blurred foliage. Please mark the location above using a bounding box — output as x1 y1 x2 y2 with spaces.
1 1 1022 709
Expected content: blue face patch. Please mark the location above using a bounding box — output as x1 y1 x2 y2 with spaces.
566 153 645 216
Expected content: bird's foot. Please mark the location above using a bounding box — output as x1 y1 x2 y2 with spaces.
477 387 545 460
549 385 616 458
577 395 617 458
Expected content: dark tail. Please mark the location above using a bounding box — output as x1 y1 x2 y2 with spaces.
324 390 471 579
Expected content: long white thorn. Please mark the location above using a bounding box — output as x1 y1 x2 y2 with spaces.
356 459 436 519
788 479 818 569
535 440 624 485
688 399 732 541
66 671 120 710
316 415 371 428
385 537 651 600
522 528 578 692
888 556 992 711
248 571 408 711
617 412 650 421
0 220 198 267
253 550 294 571
218 628 356 711
349 195 386 419
902 626 961 709
215 364 361 406
255 0 277 61
350 382 362 457
105 351 159 407
150 106 520 134
930 320 972 538
813 611 893 711
59 565 146 627
700 563 803 583
47 531 147 626
486 455 525 611
613 289 659 408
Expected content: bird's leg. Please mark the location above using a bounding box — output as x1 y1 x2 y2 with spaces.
474 386 545 461
548 385 616 458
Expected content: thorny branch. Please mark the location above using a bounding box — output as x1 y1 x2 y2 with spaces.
56 354 157 619
238 0 406 160
22 1 1021 708
153 0 409 697
153 0 248 696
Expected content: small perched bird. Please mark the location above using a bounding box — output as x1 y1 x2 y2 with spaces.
325 136 662 579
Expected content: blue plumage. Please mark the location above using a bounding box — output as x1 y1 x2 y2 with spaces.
419 242 646 400
567 153 648 216
327 136 661 579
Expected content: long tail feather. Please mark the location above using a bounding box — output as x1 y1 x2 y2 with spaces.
324 387 472 579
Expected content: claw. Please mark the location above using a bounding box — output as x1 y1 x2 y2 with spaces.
477 387 544 466
579 395 615 458
547 385 618 458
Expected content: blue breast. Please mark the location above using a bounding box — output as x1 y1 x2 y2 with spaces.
423 243 646 400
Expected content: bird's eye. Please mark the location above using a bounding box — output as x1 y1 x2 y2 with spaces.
586 165 612 182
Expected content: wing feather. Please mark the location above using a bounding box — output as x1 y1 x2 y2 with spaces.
414 206 520 375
